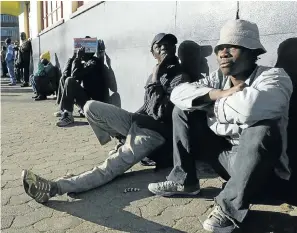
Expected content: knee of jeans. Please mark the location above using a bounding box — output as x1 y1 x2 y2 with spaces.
84 100 98 116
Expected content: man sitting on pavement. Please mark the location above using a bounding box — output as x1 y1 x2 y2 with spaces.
21 32 190 203
148 20 293 233
55 53 76 108
30 51 57 101
54 39 111 127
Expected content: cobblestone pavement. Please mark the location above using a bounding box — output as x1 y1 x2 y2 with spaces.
1 80 297 233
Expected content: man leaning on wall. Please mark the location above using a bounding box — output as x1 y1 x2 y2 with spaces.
148 19 293 233
21 32 190 203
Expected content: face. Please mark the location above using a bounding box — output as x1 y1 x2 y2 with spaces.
40 59 49 65
20 33 26 41
152 39 176 63
216 45 255 76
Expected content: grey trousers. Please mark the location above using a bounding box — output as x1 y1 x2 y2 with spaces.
56 100 165 194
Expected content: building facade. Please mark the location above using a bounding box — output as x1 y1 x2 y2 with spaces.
1 14 19 46
18 1 297 112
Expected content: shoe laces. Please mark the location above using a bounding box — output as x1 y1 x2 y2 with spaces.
208 206 228 225
158 181 178 190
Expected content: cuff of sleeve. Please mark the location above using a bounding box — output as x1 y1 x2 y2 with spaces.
214 97 228 124
146 81 161 89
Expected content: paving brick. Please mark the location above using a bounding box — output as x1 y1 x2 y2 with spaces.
34 216 82 231
11 208 53 228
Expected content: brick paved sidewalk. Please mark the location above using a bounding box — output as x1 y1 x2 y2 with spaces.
1 81 297 233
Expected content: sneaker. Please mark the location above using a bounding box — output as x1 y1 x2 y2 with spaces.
35 95 47 101
22 169 58 203
8 82 16 86
140 157 156 166
203 206 237 233
148 180 200 197
54 110 63 117
56 112 74 127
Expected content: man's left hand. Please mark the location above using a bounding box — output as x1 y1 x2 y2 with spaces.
105 53 111 67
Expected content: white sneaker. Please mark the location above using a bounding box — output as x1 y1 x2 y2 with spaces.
148 180 200 197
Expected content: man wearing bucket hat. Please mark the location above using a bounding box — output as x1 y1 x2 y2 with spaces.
148 20 293 232
21 33 190 203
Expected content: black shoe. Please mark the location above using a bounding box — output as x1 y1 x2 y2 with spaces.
32 95 39 99
35 95 47 101
140 157 156 166
21 82 29 87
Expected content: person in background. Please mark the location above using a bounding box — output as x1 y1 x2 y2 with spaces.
1 46 8 77
31 51 56 101
14 41 23 83
54 39 110 126
148 20 293 233
55 53 76 109
5 38 16 86
19 32 32 87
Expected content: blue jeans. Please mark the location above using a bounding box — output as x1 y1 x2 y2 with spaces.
167 107 282 223
6 60 16 84
30 75 36 92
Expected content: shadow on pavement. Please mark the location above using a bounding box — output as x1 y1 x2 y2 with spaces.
239 210 297 233
62 121 89 127
46 169 187 233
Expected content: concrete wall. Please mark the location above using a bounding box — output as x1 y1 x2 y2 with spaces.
31 1 297 112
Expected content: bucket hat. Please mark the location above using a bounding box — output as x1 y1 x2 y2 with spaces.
214 19 266 55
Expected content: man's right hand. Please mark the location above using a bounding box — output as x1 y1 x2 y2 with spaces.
223 82 247 97
76 47 85 59
151 54 168 83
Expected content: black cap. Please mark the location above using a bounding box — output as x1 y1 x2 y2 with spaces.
151 33 177 50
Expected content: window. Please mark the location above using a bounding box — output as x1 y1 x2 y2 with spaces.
77 1 84 8
41 1 63 29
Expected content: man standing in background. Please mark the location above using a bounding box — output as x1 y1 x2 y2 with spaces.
1 46 8 78
5 38 16 86
18 32 32 87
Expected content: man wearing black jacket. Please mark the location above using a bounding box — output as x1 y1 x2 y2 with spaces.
22 33 190 203
56 39 110 127
19 32 32 87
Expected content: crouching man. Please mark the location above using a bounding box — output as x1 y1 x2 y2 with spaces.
21 33 190 203
148 20 293 233
31 51 56 100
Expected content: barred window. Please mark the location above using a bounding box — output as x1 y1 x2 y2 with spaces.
41 1 63 29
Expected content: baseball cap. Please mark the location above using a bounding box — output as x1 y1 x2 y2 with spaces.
151 33 178 51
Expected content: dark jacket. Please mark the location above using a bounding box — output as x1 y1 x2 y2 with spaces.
62 57 75 78
71 56 109 102
135 57 189 121
133 56 190 138
19 40 32 66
